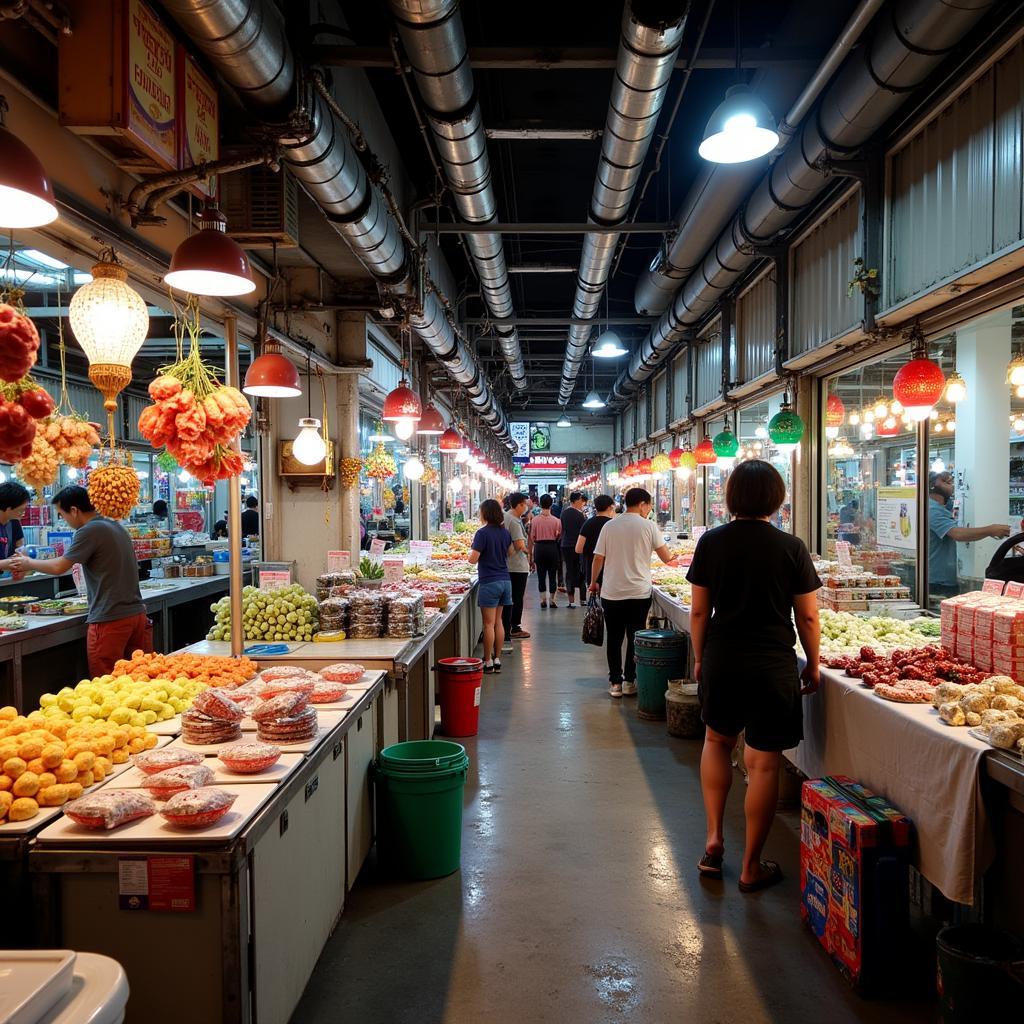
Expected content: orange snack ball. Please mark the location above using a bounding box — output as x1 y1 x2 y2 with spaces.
41 743 64 769
0 790 11 818
8 797 38 821
12 771 39 797
54 760 77 784
37 772 56 789
3 756 26 779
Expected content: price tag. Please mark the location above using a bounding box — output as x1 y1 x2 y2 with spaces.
382 557 405 583
327 550 351 572
835 541 853 567
409 540 433 564
71 563 88 598
369 538 386 563
119 855 195 912
982 579 1006 595
440 521 454 534
1005 582 1024 599
259 570 291 591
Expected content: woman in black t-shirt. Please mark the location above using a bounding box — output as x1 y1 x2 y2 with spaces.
685 461 821 893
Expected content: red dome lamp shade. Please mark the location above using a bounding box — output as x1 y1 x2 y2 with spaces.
416 402 446 435
382 381 422 423
694 436 717 465
242 339 301 398
439 426 464 451
668 447 685 467
825 393 845 439
893 357 946 421
636 458 652 476
0 114 58 228
164 203 255 296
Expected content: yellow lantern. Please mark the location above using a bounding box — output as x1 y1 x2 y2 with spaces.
69 250 149 440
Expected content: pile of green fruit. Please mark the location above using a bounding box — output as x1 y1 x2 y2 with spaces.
207 584 319 642
357 556 385 580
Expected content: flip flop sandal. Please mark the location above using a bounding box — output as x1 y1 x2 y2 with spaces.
697 850 724 879
738 860 783 893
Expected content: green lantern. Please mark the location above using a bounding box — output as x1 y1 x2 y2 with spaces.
768 399 805 453
712 427 739 459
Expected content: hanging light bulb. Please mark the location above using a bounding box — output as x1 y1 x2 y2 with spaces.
293 418 327 466
67 467 79 480
0 101 58 227
403 455 425 481
591 331 627 358
1008 354 1024 387
890 399 904 415
893 326 945 421
179 469 191 483
863 408 876 424
699 84 779 164
884 415 898 429
944 371 967 404
873 398 889 420
848 411 861 427
1014 417 1024 435
768 395 804 454
929 408 940 421
946 419 956 432
582 390 606 409
1016 384 1024 400
448 475 463 492
859 422 874 440
394 417 416 441
931 457 946 474
455 448 469 464
556 414 572 427
165 202 255 296
934 421 944 433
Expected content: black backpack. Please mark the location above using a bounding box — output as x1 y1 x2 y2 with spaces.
985 533 1024 583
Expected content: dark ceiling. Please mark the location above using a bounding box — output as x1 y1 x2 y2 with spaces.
337 0 862 412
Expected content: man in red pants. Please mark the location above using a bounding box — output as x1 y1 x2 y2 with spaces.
13 486 152 676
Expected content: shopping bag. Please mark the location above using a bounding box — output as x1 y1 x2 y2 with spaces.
581 595 604 646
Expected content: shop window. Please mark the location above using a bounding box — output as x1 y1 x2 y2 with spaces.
824 348 918 601
737 396 793 533
703 417 729 528
925 309 1019 607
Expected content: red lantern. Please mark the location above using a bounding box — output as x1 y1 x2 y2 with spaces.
636 458 652 476
668 447 685 467
825 394 845 428
382 381 422 422
439 427 463 451
694 436 717 465
416 403 446 435
893 356 946 420
875 417 900 438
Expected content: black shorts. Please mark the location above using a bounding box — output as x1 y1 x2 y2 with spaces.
698 647 803 752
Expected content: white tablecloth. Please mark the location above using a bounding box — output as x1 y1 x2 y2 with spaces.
788 667 994 905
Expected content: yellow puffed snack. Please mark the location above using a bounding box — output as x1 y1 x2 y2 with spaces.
3 718 28 736
73 751 95 772
75 770 94 789
8 797 38 821
12 771 39 797
0 790 11 818
0 706 17 721
0 775 10 792
92 760 106 782
91 736 115 756
37 784 70 807
37 772 56 789
40 743 64 769
3 756 26 779
0 739 17 759
128 738 145 754
64 782 83 800
17 738 43 761
110 747 129 764
54 760 77 784
25 757 44 775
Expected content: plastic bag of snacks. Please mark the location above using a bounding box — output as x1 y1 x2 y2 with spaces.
143 764 214 799
218 742 280 774
191 689 244 722
133 748 205 775
64 790 155 830
319 663 365 684
161 787 237 828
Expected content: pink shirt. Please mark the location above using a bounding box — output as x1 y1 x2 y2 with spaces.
530 514 562 542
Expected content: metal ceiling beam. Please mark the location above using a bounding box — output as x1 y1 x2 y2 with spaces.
507 264 577 273
468 317 655 326
422 221 671 234
486 125 602 140
312 45 823 71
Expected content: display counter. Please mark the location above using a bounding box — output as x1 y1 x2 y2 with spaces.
184 584 480 747
29 673 387 1024
1 575 249 712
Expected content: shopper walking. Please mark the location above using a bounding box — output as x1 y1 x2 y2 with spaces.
503 492 531 647
589 488 672 698
468 498 514 674
560 491 588 607
528 493 562 608
576 494 616 587
685 460 821 893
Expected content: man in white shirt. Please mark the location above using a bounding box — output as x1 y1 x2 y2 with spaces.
590 487 673 698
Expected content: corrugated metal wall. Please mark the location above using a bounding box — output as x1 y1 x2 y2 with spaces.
622 405 634 449
636 388 648 442
367 339 402 393
791 188 863 354
888 41 1024 307
694 318 722 409
672 348 688 421
652 372 667 433
736 270 776 381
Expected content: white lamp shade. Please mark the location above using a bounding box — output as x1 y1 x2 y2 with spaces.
582 390 606 409
699 85 779 164
592 330 627 358
292 418 327 466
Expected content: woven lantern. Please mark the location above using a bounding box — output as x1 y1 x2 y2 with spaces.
650 453 672 474
893 328 946 421
694 436 717 465
668 447 685 467
69 251 149 440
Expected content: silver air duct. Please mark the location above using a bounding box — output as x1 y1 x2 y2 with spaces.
557 0 688 406
161 0 512 441
615 0 996 401
388 0 527 390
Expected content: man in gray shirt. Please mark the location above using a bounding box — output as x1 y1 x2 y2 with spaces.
13 485 151 677
502 492 531 645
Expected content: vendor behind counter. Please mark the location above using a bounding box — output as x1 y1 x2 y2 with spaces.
0 481 29 572
12 485 153 676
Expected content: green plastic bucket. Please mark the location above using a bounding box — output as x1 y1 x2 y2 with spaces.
374 741 470 879
634 629 689 721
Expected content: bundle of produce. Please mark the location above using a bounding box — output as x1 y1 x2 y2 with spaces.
0 377 54 464
37 673 208 725
206 584 318 642
827 645 987 690
0 303 39 383
816 610 935 658
110 650 257 689
365 441 396 480
87 450 139 520
137 309 251 483
356 556 385 581
339 457 362 488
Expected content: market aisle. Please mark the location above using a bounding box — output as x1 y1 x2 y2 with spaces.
293 593 933 1024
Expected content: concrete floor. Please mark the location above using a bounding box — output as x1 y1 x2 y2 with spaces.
293 591 936 1024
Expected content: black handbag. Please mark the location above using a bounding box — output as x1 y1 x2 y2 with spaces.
581 594 604 646
985 532 1024 583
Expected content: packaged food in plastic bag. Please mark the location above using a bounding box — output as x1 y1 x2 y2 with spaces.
191 688 245 722
133 748 205 775
143 764 214 799
219 741 281 774
161 787 238 829
64 789 156 830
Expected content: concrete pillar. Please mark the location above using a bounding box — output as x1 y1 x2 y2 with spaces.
337 312 366 559
951 316 1011 581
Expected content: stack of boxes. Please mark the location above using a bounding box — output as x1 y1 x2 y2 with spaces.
941 584 1024 681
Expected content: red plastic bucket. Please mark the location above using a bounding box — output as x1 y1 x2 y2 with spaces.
437 657 483 737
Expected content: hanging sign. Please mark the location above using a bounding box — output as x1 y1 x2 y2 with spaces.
510 422 530 463
382 558 405 583
327 550 351 572
409 540 434 564
259 570 291 592
835 541 853 568
369 538 387 563
177 48 219 197
876 487 917 552
125 0 177 169
530 424 551 453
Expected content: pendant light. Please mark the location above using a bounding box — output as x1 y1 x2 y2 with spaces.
944 370 967 404
68 248 149 437
292 350 327 467
699 4 778 164
768 393 805 453
416 402 446 435
382 322 422 440
713 425 739 468
893 324 945 421
0 96 58 227
165 201 255 296
243 338 301 398
694 435 717 466
439 426 464 451
556 414 572 427
825 393 845 439
581 341 606 409
593 333 627 358
403 454 425 481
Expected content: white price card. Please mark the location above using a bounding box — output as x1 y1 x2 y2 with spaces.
71 563 88 598
440 521 454 534
327 550 351 572
835 541 853 567
259 570 290 591
369 538 386 563
409 540 433 564
382 558 405 583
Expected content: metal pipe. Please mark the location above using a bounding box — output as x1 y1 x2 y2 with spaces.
557 0 689 407
618 0 997 400
224 312 244 658
634 0 884 316
421 221 672 233
387 0 527 390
